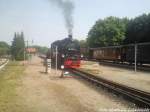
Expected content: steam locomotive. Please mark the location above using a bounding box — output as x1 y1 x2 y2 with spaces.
50 35 81 69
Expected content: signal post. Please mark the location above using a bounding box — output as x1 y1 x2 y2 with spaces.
45 58 51 74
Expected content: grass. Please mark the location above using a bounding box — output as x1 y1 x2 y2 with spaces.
0 61 27 112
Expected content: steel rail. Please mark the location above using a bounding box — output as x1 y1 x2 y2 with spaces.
70 68 150 108
87 60 150 71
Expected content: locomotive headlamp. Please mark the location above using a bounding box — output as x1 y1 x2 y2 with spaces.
61 65 64 69
62 54 65 58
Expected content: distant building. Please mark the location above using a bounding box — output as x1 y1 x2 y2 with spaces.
26 48 37 54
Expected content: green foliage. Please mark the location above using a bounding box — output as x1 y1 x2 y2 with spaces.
11 32 25 60
79 40 88 48
124 13 150 44
0 41 9 48
69 39 80 50
87 13 150 47
87 16 129 47
0 41 10 56
79 40 89 57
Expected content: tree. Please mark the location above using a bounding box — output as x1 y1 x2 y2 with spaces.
87 16 129 47
124 13 150 44
79 40 88 48
0 41 10 57
69 39 80 50
11 32 25 60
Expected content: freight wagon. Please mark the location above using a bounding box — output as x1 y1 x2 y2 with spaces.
87 42 150 65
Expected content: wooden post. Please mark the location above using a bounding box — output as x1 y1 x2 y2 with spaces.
60 65 64 78
24 47 25 65
45 58 48 73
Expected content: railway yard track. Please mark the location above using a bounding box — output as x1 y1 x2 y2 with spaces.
70 68 150 108
87 59 150 71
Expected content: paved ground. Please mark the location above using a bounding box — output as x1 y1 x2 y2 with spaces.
17 56 134 112
79 61 150 93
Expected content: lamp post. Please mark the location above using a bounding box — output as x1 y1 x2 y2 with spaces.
24 46 25 65
55 46 58 75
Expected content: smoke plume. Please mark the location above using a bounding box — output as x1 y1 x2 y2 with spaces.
49 0 74 35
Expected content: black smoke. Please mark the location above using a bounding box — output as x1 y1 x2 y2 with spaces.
49 0 74 35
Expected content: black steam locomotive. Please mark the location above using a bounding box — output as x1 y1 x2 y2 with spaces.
50 35 81 69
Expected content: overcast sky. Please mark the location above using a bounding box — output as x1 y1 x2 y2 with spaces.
0 0 150 47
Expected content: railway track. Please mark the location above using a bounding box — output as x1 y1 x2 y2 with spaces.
70 68 150 108
87 59 150 71
0 59 9 70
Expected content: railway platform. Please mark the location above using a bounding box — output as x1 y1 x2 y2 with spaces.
79 61 150 93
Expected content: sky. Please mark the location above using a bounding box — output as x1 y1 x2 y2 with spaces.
0 0 150 47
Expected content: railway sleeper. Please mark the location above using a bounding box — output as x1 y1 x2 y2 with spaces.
71 69 150 108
